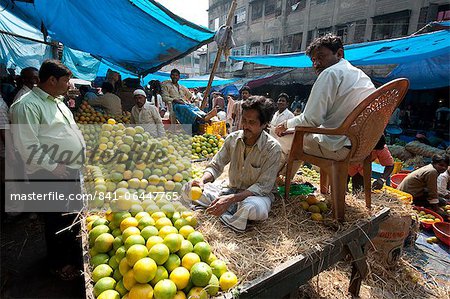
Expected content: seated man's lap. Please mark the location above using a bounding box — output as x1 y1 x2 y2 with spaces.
278 133 349 161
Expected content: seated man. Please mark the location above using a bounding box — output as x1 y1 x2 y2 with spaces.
348 135 394 192
89 82 123 116
182 96 282 232
130 89 165 137
161 69 215 131
275 34 376 178
437 166 450 201
398 154 449 210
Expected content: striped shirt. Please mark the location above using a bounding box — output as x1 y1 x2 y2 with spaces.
205 130 282 200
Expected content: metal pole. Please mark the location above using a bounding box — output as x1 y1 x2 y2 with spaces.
200 0 237 110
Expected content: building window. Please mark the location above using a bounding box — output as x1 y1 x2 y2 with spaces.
284 32 303 52
234 7 246 25
231 45 247 56
251 0 263 21
372 10 411 41
317 27 332 37
437 4 450 21
265 0 276 16
250 42 261 55
263 41 274 55
287 0 306 14
209 51 217 68
316 0 327 4
306 30 315 46
214 18 220 31
194 58 200 65
353 20 367 43
335 25 348 43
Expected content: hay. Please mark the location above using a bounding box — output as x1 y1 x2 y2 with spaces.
193 163 446 298
296 254 449 299
196 191 412 285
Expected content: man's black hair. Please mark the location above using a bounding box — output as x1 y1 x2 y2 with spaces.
241 96 272 125
374 135 387 150
278 92 290 102
79 85 90 94
170 69 181 75
240 85 251 94
101 82 114 94
20 67 38 77
305 33 344 57
39 59 72 83
432 154 450 165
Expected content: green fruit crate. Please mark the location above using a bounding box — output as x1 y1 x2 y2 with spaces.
278 184 315 196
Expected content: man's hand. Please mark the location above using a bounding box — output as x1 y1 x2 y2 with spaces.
191 179 204 189
275 121 288 137
52 163 69 179
372 178 384 190
206 194 234 216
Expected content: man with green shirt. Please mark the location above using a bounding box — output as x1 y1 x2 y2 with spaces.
10 60 85 280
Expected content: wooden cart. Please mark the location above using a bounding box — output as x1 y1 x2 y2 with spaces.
236 207 390 299
82 207 389 299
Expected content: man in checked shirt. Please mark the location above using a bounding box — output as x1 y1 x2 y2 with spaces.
183 96 283 232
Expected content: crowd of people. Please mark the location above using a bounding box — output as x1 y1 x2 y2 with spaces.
0 34 449 283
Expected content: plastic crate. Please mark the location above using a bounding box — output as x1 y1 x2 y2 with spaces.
392 161 403 174
199 121 227 136
278 184 315 197
373 185 412 204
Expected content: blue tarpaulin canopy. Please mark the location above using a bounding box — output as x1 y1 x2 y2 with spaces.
0 6 52 71
230 29 450 89
1 0 214 76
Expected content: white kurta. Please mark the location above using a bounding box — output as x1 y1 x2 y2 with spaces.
286 59 376 151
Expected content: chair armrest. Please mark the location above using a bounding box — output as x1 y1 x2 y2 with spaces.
295 125 347 136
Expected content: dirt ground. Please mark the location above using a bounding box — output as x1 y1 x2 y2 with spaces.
1 213 85 299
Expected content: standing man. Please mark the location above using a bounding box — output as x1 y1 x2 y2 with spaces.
183 96 282 232
231 86 251 132
13 67 39 103
269 93 294 138
130 89 165 137
275 34 376 179
10 60 86 280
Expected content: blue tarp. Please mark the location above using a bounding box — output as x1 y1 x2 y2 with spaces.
230 30 450 89
178 75 238 88
62 47 101 81
61 47 235 88
1 0 214 76
0 6 52 72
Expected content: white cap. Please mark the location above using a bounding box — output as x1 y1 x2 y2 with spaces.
133 89 146 97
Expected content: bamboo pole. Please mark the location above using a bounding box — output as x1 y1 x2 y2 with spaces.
200 0 237 110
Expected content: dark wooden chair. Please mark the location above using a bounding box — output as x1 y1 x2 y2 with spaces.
285 78 410 221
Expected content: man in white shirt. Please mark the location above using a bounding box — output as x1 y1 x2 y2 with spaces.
270 93 294 138
437 166 450 200
13 67 39 103
130 89 165 137
275 34 376 177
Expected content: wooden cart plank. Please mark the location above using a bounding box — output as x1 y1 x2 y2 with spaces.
237 208 390 299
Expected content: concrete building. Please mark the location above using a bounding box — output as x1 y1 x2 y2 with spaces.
160 48 206 77
205 0 450 80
